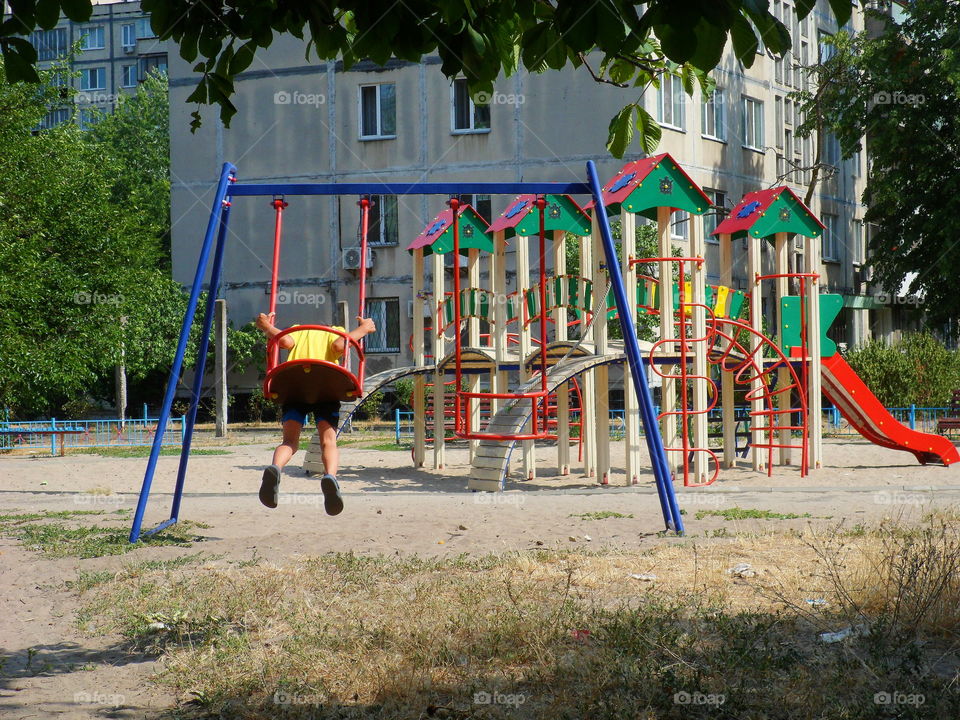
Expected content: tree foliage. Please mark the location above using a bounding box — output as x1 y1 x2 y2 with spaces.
2 0 854 156
808 0 960 328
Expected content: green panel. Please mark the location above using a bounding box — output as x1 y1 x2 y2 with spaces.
431 207 494 255
514 194 592 237
748 194 824 241
780 293 844 357
727 290 746 320
621 160 709 219
705 285 717 310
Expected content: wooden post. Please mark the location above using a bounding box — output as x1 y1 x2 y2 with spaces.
214 301 227 437
747 237 765 471
591 211 611 485
690 219 709 483
657 206 677 475
580 228 596 478
492 230 508 419
552 229 571 475
467 247 481 461
621 211 641 485
805 234 823 469
412 248 426 467
432 249 446 469
774 232 792 465
719 234 737 468
516 234 535 480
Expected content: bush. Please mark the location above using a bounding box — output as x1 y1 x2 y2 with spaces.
355 389 385 420
847 332 960 407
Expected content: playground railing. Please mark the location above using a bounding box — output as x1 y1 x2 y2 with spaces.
822 406 953 436
0 415 185 455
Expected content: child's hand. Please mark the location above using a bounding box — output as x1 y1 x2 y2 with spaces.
256 312 276 331
357 316 377 335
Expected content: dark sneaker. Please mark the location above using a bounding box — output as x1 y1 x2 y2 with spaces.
259 464 280 508
320 474 344 516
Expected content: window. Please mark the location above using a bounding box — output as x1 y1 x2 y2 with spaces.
37 108 70 130
658 73 685 130
451 78 490 133
364 298 401 353
139 55 167 77
701 87 725 141
802 135 812 184
136 18 156 39
30 28 67 60
823 132 841 167
703 189 727 243
79 67 106 91
742 96 764 151
79 26 105 50
821 213 840 261
851 147 862 177
121 64 138 88
818 30 836 62
122 23 136 48
367 196 399 246
852 219 865 266
455 194 492 223
359 83 397 139
77 108 100 131
775 96 783 150
671 210 690 242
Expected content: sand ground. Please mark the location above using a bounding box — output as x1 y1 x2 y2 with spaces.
2 435 959 718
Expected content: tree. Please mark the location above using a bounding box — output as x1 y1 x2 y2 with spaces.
2 0 855 157
805 0 960 329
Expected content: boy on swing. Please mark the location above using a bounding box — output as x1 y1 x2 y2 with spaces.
255 312 377 515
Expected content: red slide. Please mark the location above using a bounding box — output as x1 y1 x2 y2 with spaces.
821 354 959 466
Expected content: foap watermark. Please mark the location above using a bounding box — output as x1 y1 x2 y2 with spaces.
473 492 525 507
473 690 526 708
273 90 326 107
74 493 126 508
873 91 925 107
874 292 921 306
74 291 124 305
273 690 326 706
76 91 121 105
276 290 327 308
874 490 926 507
278 493 323 508
677 492 725 508
471 90 525 106
674 691 726 706
74 690 125 707
874 691 925 707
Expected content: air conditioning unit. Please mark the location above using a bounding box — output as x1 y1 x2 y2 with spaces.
122 45 136 54
342 247 375 270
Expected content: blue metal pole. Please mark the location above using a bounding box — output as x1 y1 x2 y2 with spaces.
395 409 401 445
167 198 232 524
585 161 683 533
129 162 236 542
909 404 916 430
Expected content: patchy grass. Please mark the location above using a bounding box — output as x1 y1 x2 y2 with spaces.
0 510 209 558
73 446 230 458
568 511 635 520
76 521 960 719
695 506 814 521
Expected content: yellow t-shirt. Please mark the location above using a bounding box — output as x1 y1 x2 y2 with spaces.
286 325 346 363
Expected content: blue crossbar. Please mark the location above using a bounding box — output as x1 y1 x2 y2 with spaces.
228 182 593 197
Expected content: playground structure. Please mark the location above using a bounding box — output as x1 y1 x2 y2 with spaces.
130 156 959 543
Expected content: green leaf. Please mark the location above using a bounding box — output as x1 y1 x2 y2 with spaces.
35 0 60 30
794 0 817 20
633 105 662 154
828 0 853 27
229 41 257 76
60 0 93 23
730 12 759 64
609 58 635 85
1 42 40 83
606 104 635 158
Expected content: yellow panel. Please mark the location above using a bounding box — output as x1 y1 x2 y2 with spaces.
715 285 730 318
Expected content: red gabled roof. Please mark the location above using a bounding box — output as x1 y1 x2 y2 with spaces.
711 188 783 236
487 195 536 233
407 205 472 251
587 156 662 209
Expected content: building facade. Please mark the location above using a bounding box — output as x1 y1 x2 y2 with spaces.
10 0 168 128
167 0 897 386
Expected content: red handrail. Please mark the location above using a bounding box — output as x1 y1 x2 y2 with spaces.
267 198 287 369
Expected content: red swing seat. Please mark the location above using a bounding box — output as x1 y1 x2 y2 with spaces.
263 325 364 405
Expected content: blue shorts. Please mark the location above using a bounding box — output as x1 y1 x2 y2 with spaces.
281 401 341 427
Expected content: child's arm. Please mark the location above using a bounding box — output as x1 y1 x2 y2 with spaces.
332 317 377 356
256 312 295 350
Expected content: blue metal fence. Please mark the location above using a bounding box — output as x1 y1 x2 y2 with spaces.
0 413 184 454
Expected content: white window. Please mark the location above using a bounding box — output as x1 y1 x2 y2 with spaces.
457 194 492 223
671 210 690 242
451 78 490 133
658 73 685 130
818 30 836 62
822 213 840 261
703 189 727 244
742 96 764 151
823 132 841 167
77 107 99 131
79 67 106 91
775 96 783 150
852 219 864 266
701 87 725 141
802 135 812 184
122 23 136 48
364 298 401 353
37 107 70 130
139 55 167 77
852 147 862 177
79 26 104 50
121 64 137 88
359 83 396 139
774 55 784 84
30 28 67 60
367 196 399 246
136 18 155 39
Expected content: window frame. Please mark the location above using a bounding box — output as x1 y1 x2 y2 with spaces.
79 25 105 51
741 96 764 152
366 195 399 247
700 87 726 142
79 67 106 91
821 213 841 262
121 23 136 49
363 297 401 354
703 189 727 245
358 83 397 141
671 209 690 242
450 78 491 134
657 73 686 131
121 64 138 88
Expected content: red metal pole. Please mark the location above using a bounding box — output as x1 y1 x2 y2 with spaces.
358 197 370 389
450 199 463 435
536 197 548 433
268 198 287 371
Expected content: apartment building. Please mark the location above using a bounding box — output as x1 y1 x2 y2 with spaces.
11 0 168 128
167 0 895 385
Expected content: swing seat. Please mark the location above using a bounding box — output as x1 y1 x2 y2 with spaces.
264 360 362 405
